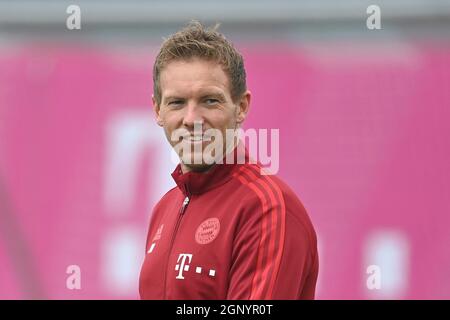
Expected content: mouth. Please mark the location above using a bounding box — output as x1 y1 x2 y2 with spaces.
183 135 212 142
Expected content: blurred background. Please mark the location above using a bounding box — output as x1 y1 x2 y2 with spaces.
0 0 449 299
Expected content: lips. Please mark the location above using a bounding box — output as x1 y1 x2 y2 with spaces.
183 135 211 142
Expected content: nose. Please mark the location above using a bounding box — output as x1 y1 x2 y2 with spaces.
182 102 203 129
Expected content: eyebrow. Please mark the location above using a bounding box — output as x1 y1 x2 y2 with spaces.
201 92 227 101
164 96 185 102
163 92 227 102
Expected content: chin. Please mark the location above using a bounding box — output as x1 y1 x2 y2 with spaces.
184 163 215 173
180 153 213 171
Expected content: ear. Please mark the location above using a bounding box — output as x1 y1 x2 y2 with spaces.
152 95 163 127
236 90 251 125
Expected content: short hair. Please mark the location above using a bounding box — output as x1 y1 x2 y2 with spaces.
153 20 247 105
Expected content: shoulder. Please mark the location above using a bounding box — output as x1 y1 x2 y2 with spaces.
232 163 317 246
158 185 180 203
150 185 180 217
231 163 305 211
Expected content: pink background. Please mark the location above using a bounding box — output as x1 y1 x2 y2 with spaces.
0 42 449 299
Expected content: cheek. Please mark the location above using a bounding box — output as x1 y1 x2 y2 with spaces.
162 112 181 130
209 109 236 128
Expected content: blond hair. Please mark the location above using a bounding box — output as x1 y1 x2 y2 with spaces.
153 20 247 104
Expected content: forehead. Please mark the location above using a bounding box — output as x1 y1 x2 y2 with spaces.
159 59 231 97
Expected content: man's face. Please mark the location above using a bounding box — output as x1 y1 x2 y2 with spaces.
153 58 250 173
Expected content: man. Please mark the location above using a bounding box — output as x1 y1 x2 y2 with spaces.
139 21 318 299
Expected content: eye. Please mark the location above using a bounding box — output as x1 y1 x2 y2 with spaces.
168 100 184 107
204 98 219 105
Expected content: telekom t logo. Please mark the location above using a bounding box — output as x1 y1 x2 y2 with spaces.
175 254 193 279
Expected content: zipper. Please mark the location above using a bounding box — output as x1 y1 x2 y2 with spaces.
179 196 190 215
163 185 191 299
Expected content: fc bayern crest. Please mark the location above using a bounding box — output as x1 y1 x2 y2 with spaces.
195 218 220 245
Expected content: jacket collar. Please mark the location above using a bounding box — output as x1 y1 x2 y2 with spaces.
171 140 250 196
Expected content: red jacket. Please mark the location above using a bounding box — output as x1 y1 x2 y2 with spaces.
139 142 319 299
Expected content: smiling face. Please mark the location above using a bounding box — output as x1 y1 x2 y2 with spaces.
153 58 251 173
